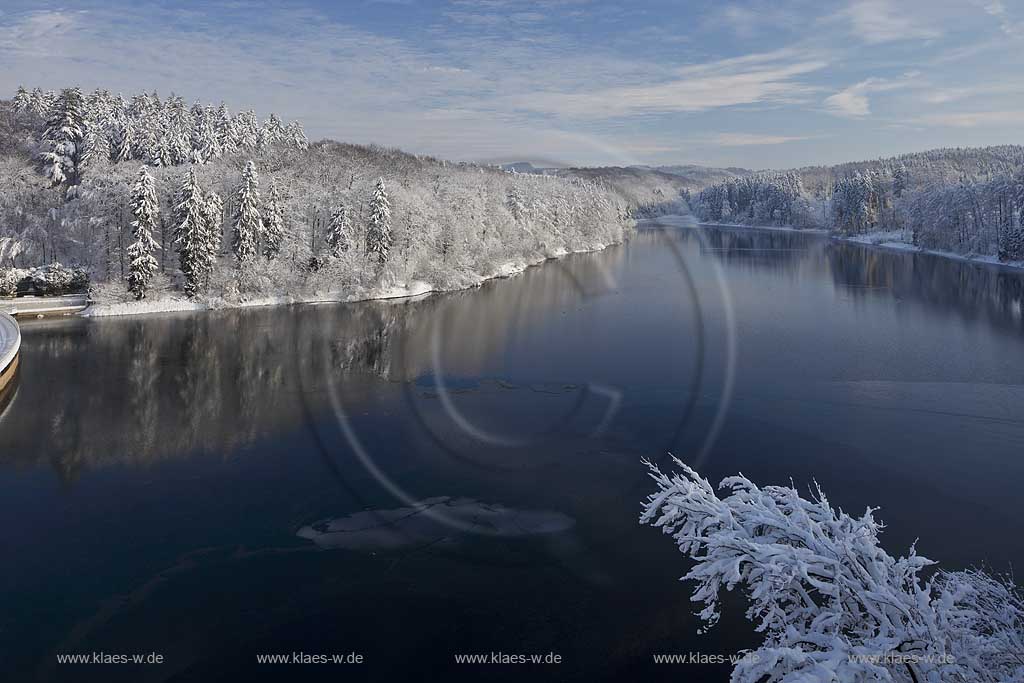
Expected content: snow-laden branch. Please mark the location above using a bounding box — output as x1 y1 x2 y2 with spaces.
640 457 1024 682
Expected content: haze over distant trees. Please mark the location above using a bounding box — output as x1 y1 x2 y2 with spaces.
691 146 1024 262
0 86 639 308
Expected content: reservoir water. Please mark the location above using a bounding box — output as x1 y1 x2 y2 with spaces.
2 221 1023 681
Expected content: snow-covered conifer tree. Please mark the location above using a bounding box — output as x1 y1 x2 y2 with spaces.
39 87 86 189
327 204 352 257
215 103 237 154
259 114 286 149
262 181 284 260
111 114 135 163
80 119 111 171
234 111 260 150
203 190 224 258
126 167 161 299
173 169 212 295
232 161 262 261
893 163 909 198
13 86 31 114
30 88 57 117
190 106 218 164
285 120 309 150
366 178 393 264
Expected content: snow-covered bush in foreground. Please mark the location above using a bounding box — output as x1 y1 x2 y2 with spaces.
0 263 89 296
641 458 1024 682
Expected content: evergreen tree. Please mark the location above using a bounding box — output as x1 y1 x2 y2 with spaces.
259 113 286 149
173 169 213 295
13 86 31 114
80 119 111 171
191 106 218 164
234 111 260 150
327 204 352 257
286 120 309 150
40 87 86 188
126 167 161 299
893 163 909 198
366 177 393 264
215 103 236 154
203 190 224 257
232 161 262 261
262 181 285 260
111 114 135 163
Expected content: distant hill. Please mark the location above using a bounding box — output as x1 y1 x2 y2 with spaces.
556 166 695 215
792 145 1024 197
499 162 550 174
688 143 1024 262
645 164 752 189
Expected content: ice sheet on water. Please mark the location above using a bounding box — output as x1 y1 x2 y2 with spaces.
296 496 575 550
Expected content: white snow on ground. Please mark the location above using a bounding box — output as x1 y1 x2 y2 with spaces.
370 280 434 300
82 297 206 318
837 229 1024 269
651 217 1024 272
81 239 619 318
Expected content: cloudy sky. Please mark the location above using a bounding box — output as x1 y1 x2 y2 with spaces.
1 0 1021 168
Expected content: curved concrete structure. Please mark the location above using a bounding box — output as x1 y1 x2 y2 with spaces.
0 312 20 393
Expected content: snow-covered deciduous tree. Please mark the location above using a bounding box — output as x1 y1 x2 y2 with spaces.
366 177 393 264
173 169 213 295
641 458 1024 683
125 167 161 299
262 181 284 260
327 204 352 257
232 160 262 262
39 87 87 189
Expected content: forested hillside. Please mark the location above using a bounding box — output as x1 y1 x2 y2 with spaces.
690 146 1024 262
556 166 695 217
0 87 637 311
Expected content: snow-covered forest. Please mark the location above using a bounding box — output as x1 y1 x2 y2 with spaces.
0 87 635 310
642 458 1024 683
691 146 1024 263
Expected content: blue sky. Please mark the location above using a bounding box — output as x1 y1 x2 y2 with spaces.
1 0 1022 168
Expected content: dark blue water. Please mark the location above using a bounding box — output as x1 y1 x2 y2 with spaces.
1 223 1023 682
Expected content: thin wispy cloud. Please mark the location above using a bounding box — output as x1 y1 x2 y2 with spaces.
501 50 828 119
976 0 1024 38
823 75 918 118
840 0 942 44
918 111 1024 128
0 0 1021 168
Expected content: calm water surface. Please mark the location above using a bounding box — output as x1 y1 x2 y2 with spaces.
2 223 1023 682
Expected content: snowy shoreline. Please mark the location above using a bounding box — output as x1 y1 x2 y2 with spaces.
80 241 613 318
648 217 1024 272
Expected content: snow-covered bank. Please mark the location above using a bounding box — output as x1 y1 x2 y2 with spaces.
81 239 619 318
672 218 1024 272
836 229 1024 270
